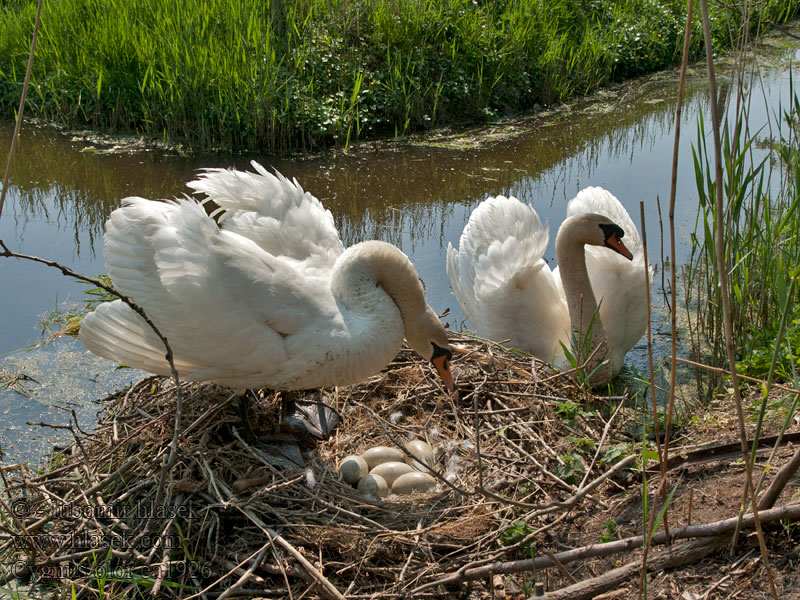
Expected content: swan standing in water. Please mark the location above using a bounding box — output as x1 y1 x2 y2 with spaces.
446 187 650 387
80 162 454 393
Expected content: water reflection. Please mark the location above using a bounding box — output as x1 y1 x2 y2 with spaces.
1 36 798 462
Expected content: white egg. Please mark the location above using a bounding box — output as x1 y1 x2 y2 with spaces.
338 455 368 485
369 461 414 487
357 474 389 498
392 472 437 496
362 446 406 470
404 439 435 471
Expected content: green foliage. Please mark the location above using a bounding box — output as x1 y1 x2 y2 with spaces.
554 399 593 424
499 519 537 561
598 519 618 543
688 86 800 386
37 276 116 341
499 519 533 547
555 450 586 486
600 442 635 465
2 0 795 152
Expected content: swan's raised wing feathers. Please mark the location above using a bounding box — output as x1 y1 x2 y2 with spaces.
447 195 569 361
80 196 328 381
187 161 343 278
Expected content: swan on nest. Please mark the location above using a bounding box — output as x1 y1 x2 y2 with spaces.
80 161 454 392
446 187 651 387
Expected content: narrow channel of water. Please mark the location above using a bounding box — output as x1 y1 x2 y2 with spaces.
1 34 798 462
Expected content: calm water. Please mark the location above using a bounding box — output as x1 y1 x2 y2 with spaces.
1 34 799 462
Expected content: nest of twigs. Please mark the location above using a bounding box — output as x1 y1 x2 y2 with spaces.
0 333 699 598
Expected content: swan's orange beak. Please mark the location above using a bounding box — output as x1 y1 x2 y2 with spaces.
606 232 633 260
432 354 456 393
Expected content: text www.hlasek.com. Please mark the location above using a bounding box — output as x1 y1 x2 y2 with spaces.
11 532 183 551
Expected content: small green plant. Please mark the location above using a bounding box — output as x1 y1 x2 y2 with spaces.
499 520 533 547
499 520 536 558
36 275 116 342
559 304 610 387
554 400 593 424
554 451 586 486
598 519 618 543
600 442 635 465
566 436 596 455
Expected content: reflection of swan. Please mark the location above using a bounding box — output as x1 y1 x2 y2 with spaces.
446 188 650 387
80 162 454 392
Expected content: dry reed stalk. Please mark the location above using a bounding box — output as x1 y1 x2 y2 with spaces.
699 0 777 596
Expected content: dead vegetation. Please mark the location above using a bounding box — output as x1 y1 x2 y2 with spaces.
0 333 798 599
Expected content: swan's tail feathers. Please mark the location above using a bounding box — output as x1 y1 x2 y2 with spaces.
567 187 642 251
447 195 550 333
79 301 204 378
186 162 344 270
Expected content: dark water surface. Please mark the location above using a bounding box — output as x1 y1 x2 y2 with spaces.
2 35 799 462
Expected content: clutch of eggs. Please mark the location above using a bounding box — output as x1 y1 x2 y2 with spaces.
338 440 437 497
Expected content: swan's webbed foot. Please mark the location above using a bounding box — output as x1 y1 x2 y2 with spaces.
280 390 341 442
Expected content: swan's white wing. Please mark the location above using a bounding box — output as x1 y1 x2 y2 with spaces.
566 187 652 370
186 161 344 280
447 195 569 361
80 197 329 383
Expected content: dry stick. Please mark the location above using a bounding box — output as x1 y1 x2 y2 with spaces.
637 200 665 598
411 456 640 595
149 493 185 596
185 542 272 600
639 203 662 460
673 357 800 395
660 0 696 543
535 537 729 600
216 543 271 600
0 0 42 220
576 393 626 493
699 1 777 597
758 446 800 511
0 246 184 460
235 506 346 600
637 3 696 594
411 502 800 596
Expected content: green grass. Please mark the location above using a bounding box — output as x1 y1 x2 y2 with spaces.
1 0 796 153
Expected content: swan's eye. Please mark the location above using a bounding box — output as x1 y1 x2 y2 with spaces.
431 343 452 361
598 222 625 241
599 223 633 260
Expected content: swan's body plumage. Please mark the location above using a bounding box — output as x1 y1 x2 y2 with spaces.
80 162 453 390
446 187 650 386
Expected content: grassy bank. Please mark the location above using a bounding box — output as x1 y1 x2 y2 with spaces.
0 0 796 153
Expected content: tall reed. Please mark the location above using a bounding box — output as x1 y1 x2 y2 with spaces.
687 83 800 388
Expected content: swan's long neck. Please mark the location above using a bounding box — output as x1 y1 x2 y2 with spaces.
331 240 429 350
555 219 611 383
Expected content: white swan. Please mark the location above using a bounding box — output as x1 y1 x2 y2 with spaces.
79 161 454 392
446 187 651 387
